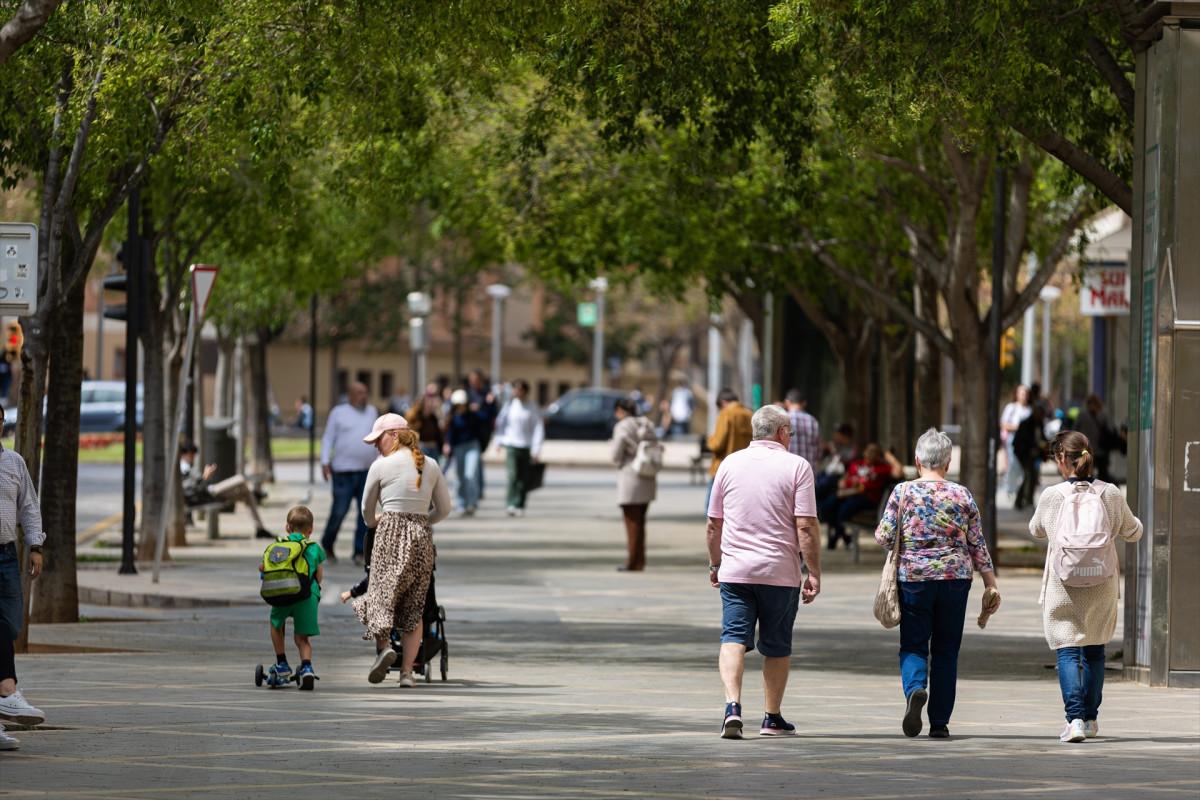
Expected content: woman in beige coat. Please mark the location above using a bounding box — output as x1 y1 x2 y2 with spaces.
611 396 658 571
1030 430 1142 743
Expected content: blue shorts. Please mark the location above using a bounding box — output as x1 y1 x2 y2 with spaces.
720 582 800 657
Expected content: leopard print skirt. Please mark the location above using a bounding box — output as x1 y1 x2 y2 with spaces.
352 512 434 639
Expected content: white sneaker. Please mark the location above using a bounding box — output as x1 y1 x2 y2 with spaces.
398 670 415 688
368 649 397 684
1084 719 1098 739
506 506 517 516
0 724 19 751
1060 718 1087 743
0 690 44 726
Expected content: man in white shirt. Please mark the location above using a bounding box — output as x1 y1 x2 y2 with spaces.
668 380 695 436
319 382 378 564
494 379 544 517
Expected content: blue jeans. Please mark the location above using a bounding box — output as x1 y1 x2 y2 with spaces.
451 439 482 511
898 579 971 726
0 543 24 640
321 470 369 558
1057 645 1105 722
819 493 875 540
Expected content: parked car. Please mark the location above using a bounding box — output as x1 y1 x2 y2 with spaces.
542 388 628 440
3 380 144 436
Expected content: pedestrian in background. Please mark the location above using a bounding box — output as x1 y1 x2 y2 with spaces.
611 396 658 571
1000 385 1031 496
668 379 695 436
706 388 753 508
875 428 999 739
784 388 821 468
1013 406 1047 510
443 389 487 516
0 409 46 751
495 379 544 517
707 404 821 739
406 383 445 466
319 381 378 564
1029 430 1142 743
354 413 451 687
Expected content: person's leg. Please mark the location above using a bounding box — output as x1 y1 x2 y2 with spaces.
269 622 286 657
513 447 530 509
0 550 21 696
0 620 15 693
1016 455 1036 507
762 656 791 715
1004 440 1021 494
352 470 369 558
462 441 481 510
1081 644 1106 722
926 579 970 727
719 643 746 703
294 634 312 662
505 446 520 509
898 582 934 698
321 472 355 555
621 504 648 570
821 496 847 546
1057 647 1086 722
400 628 421 673
452 447 468 510
211 478 266 530
836 494 875 544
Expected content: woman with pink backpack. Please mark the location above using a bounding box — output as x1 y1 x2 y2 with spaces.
1029 430 1143 743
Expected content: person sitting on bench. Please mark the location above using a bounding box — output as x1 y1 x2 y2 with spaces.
180 441 273 539
818 443 897 550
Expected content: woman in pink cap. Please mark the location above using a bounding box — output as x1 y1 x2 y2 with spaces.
352 413 451 687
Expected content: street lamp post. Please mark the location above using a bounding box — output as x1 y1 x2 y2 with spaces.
1039 285 1062 395
486 283 511 390
407 291 432 398
588 277 608 387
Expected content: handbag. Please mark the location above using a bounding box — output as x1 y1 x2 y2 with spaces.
526 461 547 492
873 482 909 629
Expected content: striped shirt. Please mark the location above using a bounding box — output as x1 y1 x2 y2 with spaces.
0 445 44 547
788 407 821 467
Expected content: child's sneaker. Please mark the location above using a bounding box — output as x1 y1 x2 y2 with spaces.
1060 718 1087 743
1083 719 1098 739
297 664 317 691
721 702 743 740
270 661 293 679
760 713 796 736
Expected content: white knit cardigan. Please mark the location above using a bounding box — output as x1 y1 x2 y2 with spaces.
1029 481 1143 650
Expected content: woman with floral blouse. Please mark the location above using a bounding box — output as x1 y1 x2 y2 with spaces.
875 428 1000 739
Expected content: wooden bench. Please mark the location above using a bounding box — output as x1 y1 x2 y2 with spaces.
186 501 228 540
841 478 900 564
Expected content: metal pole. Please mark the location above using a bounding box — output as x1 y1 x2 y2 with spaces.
490 295 503 389
592 289 605 387
95 282 104 381
153 292 198 583
762 291 774 404
1042 298 1053 397
984 162 1005 565
1021 257 1037 387
309 293 317 486
707 314 722 436
119 187 140 575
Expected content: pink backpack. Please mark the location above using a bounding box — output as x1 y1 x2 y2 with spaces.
1050 480 1117 588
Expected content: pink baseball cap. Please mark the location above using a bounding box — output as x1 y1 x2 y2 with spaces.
363 413 408 443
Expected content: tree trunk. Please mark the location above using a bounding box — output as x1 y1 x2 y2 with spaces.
955 348 990 506
139 250 170 559
913 270 942 434
246 328 274 480
880 331 911 454
30 278 84 624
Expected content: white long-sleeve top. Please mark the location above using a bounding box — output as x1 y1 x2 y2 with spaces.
361 449 451 529
320 402 378 472
495 398 544 456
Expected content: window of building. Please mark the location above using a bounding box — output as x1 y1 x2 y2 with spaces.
537 381 550 405
356 370 372 394
380 371 394 399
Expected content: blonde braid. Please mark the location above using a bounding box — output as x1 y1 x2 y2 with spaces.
395 429 425 488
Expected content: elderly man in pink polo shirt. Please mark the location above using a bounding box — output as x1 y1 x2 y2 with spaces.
706 404 821 740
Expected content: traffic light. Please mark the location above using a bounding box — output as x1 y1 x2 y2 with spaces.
5 320 21 360
1000 328 1016 369
102 265 148 332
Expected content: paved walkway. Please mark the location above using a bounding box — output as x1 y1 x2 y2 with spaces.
5 451 1197 799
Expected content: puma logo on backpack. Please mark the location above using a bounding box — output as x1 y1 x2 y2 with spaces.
260 537 315 607
1051 481 1117 588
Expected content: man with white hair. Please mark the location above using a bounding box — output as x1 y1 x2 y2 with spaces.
706 404 821 740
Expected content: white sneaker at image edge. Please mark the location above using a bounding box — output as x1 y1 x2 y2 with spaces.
0 690 45 726
0 724 19 751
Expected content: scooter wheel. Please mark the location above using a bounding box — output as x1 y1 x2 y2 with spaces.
254 664 265 687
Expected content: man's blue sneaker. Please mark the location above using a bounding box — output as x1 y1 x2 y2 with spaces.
721 702 743 740
760 713 796 736
297 664 317 691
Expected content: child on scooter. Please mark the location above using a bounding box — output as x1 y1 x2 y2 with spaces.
264 505 325 689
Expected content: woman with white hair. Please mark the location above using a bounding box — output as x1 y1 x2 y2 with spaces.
874 428 1000 739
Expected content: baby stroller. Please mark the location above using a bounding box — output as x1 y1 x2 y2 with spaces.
388 552 448 683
